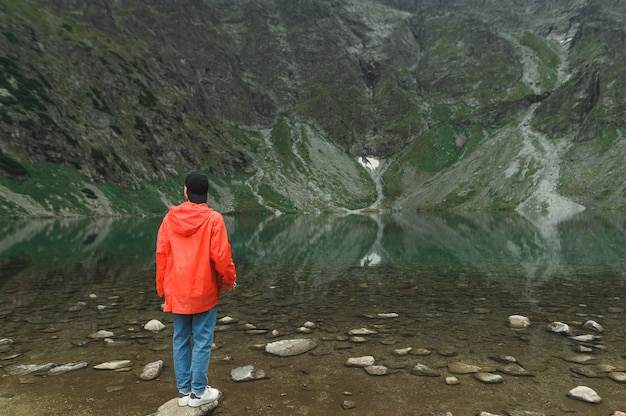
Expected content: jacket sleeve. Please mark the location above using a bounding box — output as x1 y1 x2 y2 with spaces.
211 214 237 288
155 220 169 298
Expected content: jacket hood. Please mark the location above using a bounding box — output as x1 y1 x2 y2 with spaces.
167 201 212 237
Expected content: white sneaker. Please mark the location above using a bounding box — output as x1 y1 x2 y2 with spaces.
189 386 219 407
178 392 190 406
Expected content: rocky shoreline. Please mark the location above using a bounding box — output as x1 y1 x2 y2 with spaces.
2 304 626 415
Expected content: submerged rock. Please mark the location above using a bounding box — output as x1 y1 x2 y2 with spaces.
89 330 114 339
508 315 530 329
497 363 534 377
546 321 571 336
582 320 604 332
348 328 378 336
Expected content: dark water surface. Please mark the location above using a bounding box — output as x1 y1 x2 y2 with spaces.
1 211 625 415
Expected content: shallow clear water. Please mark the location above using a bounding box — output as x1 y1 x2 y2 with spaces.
1 211 625 415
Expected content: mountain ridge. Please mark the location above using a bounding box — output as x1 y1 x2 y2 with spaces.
0 0 624 217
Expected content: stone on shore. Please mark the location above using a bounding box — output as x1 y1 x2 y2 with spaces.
364 365 392 376
48 361 89 376
4 363 55 376
448 361 481 374
609 372 626 382
94 360 133 370
144 319 166 333
345 356 375 368
410 363 440 377
474 372 504 384
265 338 317 357
139 360 164 380
230 365 267 382
149 396 219 416
567 385 602 403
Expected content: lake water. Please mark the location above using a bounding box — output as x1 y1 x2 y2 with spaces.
1 211 625 415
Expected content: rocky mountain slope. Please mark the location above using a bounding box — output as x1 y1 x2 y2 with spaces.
0 0 624 217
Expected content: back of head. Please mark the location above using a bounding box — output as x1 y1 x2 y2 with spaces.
185 172 208 203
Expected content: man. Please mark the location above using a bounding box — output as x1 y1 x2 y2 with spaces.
156 172 237 407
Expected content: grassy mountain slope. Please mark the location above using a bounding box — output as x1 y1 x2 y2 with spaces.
0 0 624 216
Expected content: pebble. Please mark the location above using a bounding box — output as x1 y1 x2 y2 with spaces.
497 363 533 377
345 356 375 367
392 347 412 356
609 371 626 382
474 372 504 384
582 320 604 332
364 365 392 376
349 336 367 343
4 363 55 376
546 321 571 336
265 338 318 357
218 316 237 324
48 362 88 376
508 315 530 329
567 385 602 403
342 400 356 410
230 365 267 382
563 354 599 365
348 328 377 335
94 360 133 370
448 361 481 374
410 363 440 377
411 348 432 356
569 334 601 342
89 330 114 339
445 376 459 385
489 355 517 364
143 320 165 333
139 360 163 380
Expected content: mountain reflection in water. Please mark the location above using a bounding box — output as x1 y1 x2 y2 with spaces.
1 211 626 414
0 211 625 293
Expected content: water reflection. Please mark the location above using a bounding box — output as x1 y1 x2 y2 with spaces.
1 211 625 292
1 211 626 414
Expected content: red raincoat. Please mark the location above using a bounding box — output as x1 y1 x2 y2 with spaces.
156 201 236 314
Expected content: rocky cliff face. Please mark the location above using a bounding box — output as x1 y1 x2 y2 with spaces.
0 0 624 216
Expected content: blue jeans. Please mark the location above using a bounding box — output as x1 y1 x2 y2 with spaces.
172 306 218 396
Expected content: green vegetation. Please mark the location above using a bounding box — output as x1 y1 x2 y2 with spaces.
270 120 305 174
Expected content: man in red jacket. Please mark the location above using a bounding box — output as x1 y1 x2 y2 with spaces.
156 172 237 407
